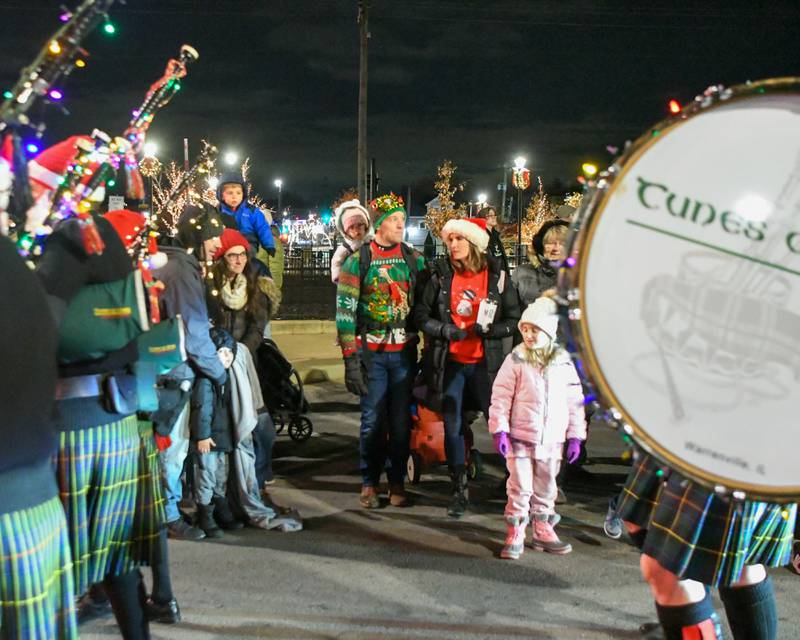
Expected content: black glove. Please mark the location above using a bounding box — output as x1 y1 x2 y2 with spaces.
343 354 369 396
473 323 491 337
442 325 468 342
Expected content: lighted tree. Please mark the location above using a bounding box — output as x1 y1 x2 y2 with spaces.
425 159 468 238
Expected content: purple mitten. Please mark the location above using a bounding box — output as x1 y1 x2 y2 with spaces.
566 438 582 464
493 432 510 457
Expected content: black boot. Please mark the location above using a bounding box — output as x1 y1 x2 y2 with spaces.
212 496 244 530
197 503 223 539
447 467 468 519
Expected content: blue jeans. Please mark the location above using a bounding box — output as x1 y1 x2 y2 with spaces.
159 401 190 523
441 360 491 469
359 347 415 486
253 412 276 486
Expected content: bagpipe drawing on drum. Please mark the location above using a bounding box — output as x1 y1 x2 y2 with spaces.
557 78 800 502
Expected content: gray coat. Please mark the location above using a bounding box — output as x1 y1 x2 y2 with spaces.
512 262 557 308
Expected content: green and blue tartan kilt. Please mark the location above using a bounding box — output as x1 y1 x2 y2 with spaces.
57 414 151 595
0 495 77 639
617 453 797 587
131 420 166 561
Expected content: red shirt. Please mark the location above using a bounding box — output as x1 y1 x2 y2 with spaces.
448 269 488 364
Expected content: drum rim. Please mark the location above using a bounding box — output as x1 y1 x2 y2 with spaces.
561 76 800 502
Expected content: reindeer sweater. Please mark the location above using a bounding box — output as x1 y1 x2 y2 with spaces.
336 241 424 357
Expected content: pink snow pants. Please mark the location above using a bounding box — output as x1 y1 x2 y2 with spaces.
505 441 561 519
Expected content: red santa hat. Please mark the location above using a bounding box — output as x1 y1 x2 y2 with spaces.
103 209 167 269
28 135 106 201
441 217 489 252
214 227 251 261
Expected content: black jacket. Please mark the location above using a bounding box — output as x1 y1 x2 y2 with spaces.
206 288 268 359
190 376 233 452
414 255 521 411
487 228 509 273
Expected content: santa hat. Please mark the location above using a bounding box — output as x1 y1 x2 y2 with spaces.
28 135 106 201
519 297 559 339
441 217 489 252
214 227 251 261
103 209 168 269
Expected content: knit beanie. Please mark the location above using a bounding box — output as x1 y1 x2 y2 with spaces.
176 203 224 251
213 227 251 260
441 217 489 252
369 192 405 230
519 297 559 338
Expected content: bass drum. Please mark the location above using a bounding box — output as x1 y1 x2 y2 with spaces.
561 78 800 502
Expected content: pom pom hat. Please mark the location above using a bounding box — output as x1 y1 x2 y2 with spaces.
213 227 251 261
369 192 405 230
519 297 559 339
103 209 168 269
441 217 489 252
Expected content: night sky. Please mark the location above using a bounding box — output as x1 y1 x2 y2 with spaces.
2 1 799 215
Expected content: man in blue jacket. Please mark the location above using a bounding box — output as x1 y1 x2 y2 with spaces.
217 172 275 257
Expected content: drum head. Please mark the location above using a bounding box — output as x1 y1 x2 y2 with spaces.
567 79 800 501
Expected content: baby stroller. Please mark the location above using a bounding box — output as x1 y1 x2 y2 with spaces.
406 402 483 484
255 339 313 442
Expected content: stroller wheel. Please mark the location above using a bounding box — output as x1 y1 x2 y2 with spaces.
288 416 313 442
407 452 422 484
273 413 285 434
467 448 483 481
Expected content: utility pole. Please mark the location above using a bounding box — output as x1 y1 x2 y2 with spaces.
357 1 369 202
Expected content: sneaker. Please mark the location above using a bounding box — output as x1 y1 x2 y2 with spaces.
388 482 408 507
166 518 206 541
76 592 112 624
359 485 380 509
500 516 528 560
603 503 623 539
530 514 572 554
145 597 181 624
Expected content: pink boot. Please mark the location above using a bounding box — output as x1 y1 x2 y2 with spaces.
530 514 572 554
500 516 528 560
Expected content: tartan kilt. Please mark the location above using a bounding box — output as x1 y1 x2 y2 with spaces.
131 420 166 563
57 414 147 595
0 495 78 639
617 453 797 587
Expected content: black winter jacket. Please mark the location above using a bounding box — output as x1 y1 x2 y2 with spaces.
189 376 233 452
414 255 521 411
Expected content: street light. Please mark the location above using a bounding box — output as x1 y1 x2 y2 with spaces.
223 151 239 166
581 162 598 177
143 141 158 157
477 192 487 206
514 156 527 170
511 155 530 267
274 178 283 216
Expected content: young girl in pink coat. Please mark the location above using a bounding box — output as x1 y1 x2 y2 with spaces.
488 297 586 558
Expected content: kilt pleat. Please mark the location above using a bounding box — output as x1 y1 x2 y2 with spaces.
57 415 144 594
0 496 77 639
131 420 166 563
617 453 797 587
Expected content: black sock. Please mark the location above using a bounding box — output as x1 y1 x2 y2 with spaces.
629 528 648 550
150 528 174 604
88 582 109 604
655 591 723 639
103 570 150 640
719 576 777 640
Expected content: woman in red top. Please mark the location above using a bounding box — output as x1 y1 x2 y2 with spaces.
415 218 521 518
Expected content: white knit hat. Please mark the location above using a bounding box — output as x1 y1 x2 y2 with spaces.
334 199 371 236
441 217 489 252
518 297 559 338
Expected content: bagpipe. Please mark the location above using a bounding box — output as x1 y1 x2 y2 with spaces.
0 0 118 225
557 77 800 503
15 45 200 259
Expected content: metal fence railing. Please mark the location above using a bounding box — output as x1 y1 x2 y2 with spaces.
283 248 334 277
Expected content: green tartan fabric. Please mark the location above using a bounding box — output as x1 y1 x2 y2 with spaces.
131 421 166 563
56 414 154 595
618 453 797 587
0 496 77 639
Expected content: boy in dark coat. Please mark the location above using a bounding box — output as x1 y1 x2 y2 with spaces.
190 328 243 538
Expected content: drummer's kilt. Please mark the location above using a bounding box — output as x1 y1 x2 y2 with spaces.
0 496 78 639
57 414 163 595
617 453 797 587
132 420 166 559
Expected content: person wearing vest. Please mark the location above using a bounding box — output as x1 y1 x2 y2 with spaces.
0 233 78 639
151 204 228 543
414 217 521 518
336 193 427 509
36 208 159 639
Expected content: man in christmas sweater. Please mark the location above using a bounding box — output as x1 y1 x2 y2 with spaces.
336 193 427 509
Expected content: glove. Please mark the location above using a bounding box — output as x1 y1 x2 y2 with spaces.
154 434 172 452
473 322 492 337
442 325 468 341
343 354 369 397
493 432 510 458
566 437 582 464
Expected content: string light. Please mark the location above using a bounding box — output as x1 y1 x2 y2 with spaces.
48 40 62 55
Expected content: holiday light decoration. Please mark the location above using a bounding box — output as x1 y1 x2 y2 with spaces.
425 159 467 238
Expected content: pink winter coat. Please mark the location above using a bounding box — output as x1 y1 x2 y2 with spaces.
488 345 586 446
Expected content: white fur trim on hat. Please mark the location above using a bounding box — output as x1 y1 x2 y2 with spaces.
335 199 371 235
519 297 559 338
441 218 489 252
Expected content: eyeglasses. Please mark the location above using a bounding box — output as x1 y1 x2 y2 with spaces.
224 251 248 261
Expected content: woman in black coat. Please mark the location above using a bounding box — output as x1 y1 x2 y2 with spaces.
414 217 521 518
